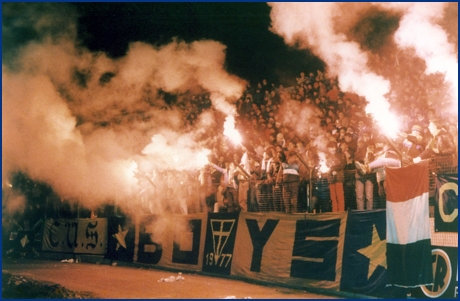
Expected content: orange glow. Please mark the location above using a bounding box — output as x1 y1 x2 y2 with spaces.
318 152 330 173
374 112 401 139
223 115 242 145
196 149 211 167
125 160 139 183
365 101 401 138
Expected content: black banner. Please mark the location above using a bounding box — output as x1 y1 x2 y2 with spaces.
291 218 341 281
137 215 162 264
202 212 239 275
106 216 135 262
42 218 108 254
435 174 458 232
172 218 202 265
340 210 389 297
411 246 458 299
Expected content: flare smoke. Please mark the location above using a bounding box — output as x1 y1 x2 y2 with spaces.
2 3 246 213
269 2 458 133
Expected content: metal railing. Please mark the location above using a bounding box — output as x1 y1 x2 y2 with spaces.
245 155 458 213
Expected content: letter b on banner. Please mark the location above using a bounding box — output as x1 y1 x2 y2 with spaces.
137 215 162 264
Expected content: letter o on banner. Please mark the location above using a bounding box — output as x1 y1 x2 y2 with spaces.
438 182 458 223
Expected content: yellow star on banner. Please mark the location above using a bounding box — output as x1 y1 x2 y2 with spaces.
113 224 128 250
357 224 387 279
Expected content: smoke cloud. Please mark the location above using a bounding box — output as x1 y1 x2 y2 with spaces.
2 3 246 214
383 2 458 111
268 2 457 134
3 2 457 220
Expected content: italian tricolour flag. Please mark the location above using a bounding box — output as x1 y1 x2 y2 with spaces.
385 160 433 288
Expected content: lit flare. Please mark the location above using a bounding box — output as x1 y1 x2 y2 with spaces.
318 152 330 173
196 149 211 167
223 115 242 145
364 97 400 139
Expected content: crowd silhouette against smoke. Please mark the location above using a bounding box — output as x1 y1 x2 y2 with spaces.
2 3 458 221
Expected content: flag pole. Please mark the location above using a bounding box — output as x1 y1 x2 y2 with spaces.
383 136 408 166
294 152 309 170
236 164 251 179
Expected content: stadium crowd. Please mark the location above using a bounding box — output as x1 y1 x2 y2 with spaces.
136 50 457 216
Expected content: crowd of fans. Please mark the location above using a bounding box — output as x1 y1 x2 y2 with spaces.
138 55 457 215
6 51 456 263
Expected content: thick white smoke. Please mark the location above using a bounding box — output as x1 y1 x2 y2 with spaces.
2 3 246 213
3 2 457 218
268 2 458 135
379 2 458 112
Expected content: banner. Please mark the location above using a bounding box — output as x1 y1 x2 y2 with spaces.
231 211 347 291
340 210 388 297
202 212 239 275
411 246 458 299
42 218 108 254
105 216 135 262
136 213 206 272
435 174 458 233
385 161 433 288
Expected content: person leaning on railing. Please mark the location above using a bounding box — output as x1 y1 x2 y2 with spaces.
413 118 457 164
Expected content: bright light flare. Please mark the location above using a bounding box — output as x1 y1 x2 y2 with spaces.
318 152 330 173
223 115 242 145
124 160 139 181
130 160 138 174
365 100 401 138
196 149 211 167
373 111 401 139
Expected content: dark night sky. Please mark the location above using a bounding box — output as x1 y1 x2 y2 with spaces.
72 2 325 86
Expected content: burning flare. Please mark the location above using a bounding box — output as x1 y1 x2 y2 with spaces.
369 110 401 139
223 115 242 145
196 149 211 167
318 152 330 173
